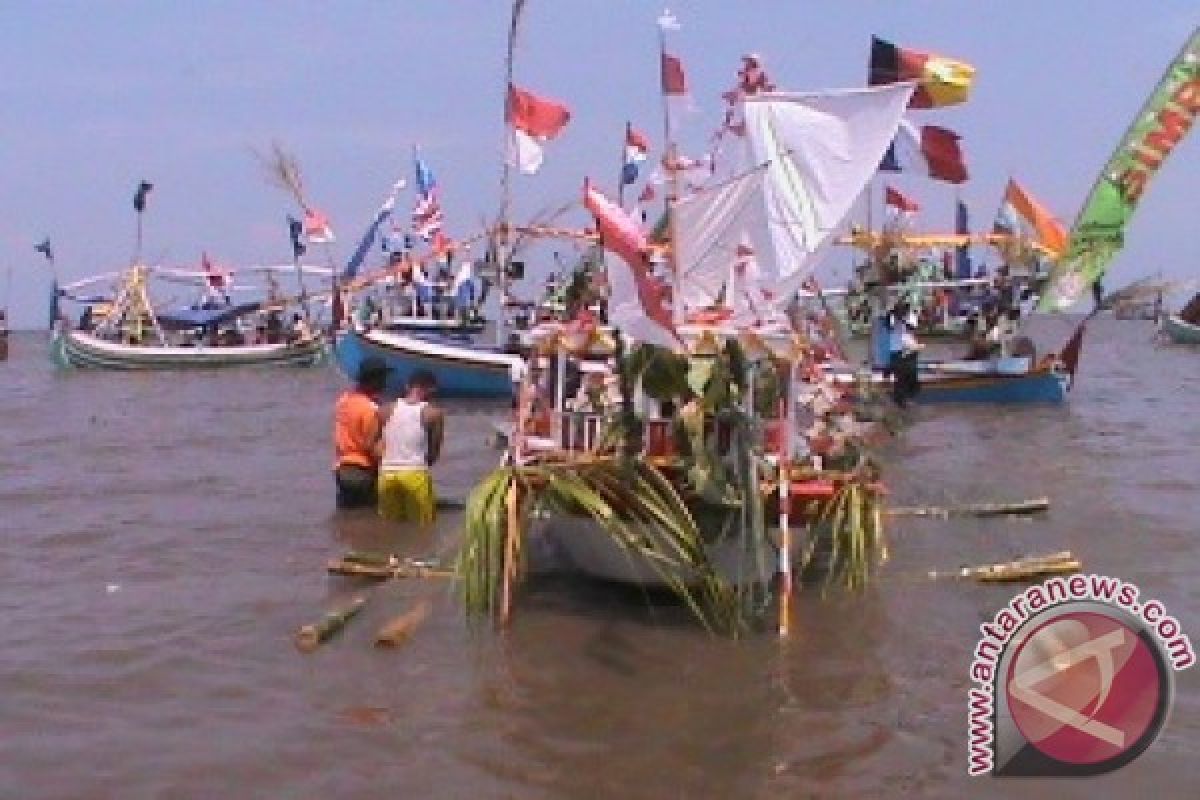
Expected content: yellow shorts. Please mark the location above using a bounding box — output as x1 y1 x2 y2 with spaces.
377 469 436 524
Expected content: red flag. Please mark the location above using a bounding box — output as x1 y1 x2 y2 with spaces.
1059 320 1086 388
884 186 920 213
661 53 688 95
920 125 969 184
637 184 657 204
507 85 571 138
583 180 680 350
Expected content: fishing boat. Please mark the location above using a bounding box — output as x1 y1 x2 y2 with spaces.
334 323 521 398
1162 313 1200 344
52 263 327 370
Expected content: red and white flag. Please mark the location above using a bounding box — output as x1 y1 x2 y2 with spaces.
304 208 335 243
507 84 571 175
583 180 681 351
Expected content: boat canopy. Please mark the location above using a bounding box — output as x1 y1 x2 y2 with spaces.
157 302 263 330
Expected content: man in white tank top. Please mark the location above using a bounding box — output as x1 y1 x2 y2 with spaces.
375 369 444 524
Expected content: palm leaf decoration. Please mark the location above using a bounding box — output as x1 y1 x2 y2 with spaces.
458 459 748 634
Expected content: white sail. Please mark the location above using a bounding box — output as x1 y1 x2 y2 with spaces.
741 83 915 298
672 166 768 309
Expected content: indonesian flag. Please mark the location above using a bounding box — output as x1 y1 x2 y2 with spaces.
885 185 920 213
869 36 975 109
879 119 968 184
506 84 571 175
621 124 650 185
304 208 335 243
583 179 681 351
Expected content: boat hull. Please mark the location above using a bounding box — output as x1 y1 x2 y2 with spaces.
334 327 520 399
829 362 1068 404
1162 314 1200 344
53 330 327 369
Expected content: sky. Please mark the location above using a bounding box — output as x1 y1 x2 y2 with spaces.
1 1 1197 329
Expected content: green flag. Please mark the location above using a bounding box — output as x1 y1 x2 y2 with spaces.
1040 28 1200 311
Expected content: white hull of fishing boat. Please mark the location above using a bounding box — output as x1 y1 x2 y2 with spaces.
1162 313 1200 345
53 329 327 369
541 515 775 589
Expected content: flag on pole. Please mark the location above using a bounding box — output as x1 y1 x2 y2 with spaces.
412 154 444 241
583 179 681 351
879 120 968 184
133 181 154 212
661 53 688 95
507 84 572 175
304 208 335 243
993 178 1069 257
344 179 405 279
34 238 54 262
884 185 920 213
620 124 650 185
869 36 975 109
287 216 306 259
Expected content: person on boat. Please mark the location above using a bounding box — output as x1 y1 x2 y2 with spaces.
333 357 391 509
375 370 444 525
891 308 923 406
288 312 314 344
962 315 991 360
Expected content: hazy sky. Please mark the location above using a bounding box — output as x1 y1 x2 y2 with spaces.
2 1 1197 328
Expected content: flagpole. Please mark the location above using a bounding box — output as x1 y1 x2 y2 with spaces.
617 121 630 208
657 10 684 328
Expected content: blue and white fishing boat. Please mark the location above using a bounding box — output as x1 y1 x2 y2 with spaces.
334 323 521 399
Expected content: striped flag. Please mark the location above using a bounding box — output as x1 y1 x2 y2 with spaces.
621 124 650 185
507 84 572 175
412 153 443 241
869 36 975 109
884 185 920 213
879 120 968 184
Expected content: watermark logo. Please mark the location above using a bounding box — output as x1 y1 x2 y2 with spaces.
968 575 1194 777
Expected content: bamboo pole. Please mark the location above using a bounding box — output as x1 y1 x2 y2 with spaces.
375 600 432 647
326 558 454 581
888 496 1050 518
294 594 367 652
777 359 794 638
927 551 1081 582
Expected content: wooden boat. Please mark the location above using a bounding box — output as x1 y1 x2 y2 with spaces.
1162 312 1200 344
825 359 1069 404
52 263 329 370
53 328 325 369
334 323 521 398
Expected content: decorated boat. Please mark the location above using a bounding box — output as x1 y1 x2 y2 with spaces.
334 323 521 398
52 263 328 370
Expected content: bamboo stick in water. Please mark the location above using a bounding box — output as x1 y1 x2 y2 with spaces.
294 595 367 653
374 600 433 647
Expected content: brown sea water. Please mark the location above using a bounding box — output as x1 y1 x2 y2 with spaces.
1 317 1198 799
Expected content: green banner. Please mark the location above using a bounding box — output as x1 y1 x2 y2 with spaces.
1040 28 1200 311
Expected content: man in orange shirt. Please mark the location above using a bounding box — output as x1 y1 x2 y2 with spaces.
333 357 391 509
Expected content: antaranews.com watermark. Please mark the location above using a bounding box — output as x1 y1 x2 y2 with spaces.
968 573 1194 777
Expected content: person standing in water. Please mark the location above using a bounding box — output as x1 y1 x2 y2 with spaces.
332 357 391 509
376 370 444 525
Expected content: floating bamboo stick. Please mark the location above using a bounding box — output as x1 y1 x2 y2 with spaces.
294 595 367 653
888 496 1050 518
326 558 455 581
374 600 433 647
928 550 1081 582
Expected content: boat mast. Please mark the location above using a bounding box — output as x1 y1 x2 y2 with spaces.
495 0 527 346
657 8 684 328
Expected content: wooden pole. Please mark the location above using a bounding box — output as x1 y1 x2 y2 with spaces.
777 359 794 638
294 594 367 652
657 15 685 328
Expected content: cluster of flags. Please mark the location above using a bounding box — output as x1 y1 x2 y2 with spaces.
868 35 974 225
411 153 443 241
